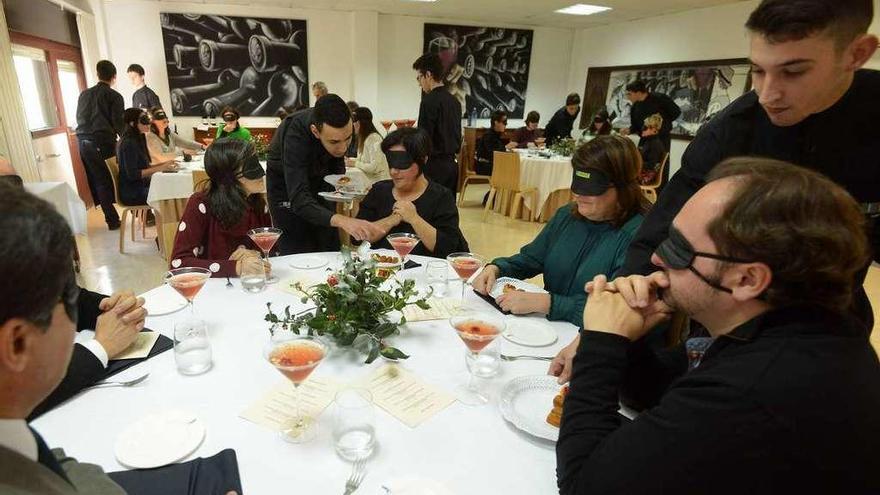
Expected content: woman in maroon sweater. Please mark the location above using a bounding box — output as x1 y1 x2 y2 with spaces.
170 138 271 277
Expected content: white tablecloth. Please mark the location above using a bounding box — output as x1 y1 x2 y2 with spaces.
24 181 88 235
32 253 577 494
519 155 573 214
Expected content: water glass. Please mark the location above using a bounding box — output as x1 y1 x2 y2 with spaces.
173 320 212 375
333 388 376 461
425 260 448 297
240 257 267 293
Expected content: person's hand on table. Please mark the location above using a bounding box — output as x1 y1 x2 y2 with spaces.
391 200 419 224
228 245 261 262
497 291 551 315
583 274 673 342
236 254 269 277
335 216 385 242
95 292 146 358
548 334 579 384
505 141 518 150
472 264 499 295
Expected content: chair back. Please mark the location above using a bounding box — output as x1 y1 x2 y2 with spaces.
104 157 123 204
490 151 522 190
643 152 669 189
192 169 210 192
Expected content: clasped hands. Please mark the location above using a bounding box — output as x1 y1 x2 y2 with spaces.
94 291 147 359
229 245 270 277
548 272 674 383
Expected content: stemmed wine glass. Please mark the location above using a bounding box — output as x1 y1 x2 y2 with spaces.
248 227 282 284
165 267 212 318
449 313 505 405
380 120 393 134
446 252 486 303
265 334 328 443
386 232 420 269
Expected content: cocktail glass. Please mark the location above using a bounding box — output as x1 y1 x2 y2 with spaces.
446 252 486 303
380 120 393 133
265 335 327 443
386 232 420 268
449 313 505 405
165 267 212 317
248 227 282 284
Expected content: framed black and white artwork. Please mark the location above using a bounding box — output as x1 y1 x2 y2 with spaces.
423 23 534 119
160 13 308 117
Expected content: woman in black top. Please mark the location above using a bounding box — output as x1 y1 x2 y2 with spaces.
475 110 515 176
357 127 469 258
117 108 174 205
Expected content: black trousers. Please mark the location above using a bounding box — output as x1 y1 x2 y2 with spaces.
77 134 120 226
424 154 458 193
269 204 340 255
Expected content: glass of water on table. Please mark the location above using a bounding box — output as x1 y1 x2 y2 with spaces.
333 388 376 461
173 320 212 375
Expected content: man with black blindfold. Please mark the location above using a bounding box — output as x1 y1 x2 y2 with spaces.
554 158 880 494
267 95 383 254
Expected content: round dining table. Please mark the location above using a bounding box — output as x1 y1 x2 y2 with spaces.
32 252 578 494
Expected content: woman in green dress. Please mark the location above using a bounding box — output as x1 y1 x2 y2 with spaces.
214 106 252 142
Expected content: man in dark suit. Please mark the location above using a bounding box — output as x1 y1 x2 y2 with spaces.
0 182 126 494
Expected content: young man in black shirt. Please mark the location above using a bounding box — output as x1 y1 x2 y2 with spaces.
474 110 516 176
75 60 124 230
620 80 681 152
266 95 383 254
413 53 462 194
556 158 880 494
617 0 880 330
127 64 162 110
543 93 581 146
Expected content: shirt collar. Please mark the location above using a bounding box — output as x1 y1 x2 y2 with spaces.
0 419 37 461
721 305 855 342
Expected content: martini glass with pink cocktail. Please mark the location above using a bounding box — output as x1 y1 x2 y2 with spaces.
386 232 420 269
248 227 282 284
165 267 212 318
446 252 486 303
264 334 328 443
450 313 505 405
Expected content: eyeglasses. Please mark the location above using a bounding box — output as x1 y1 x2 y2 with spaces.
654 225 753 294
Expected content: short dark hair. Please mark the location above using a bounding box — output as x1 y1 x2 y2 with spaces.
127 63 145 76
625 81 647 93
565 93 581 106
490 110 507 125
706 157 870 312
525 111 540 124
346 100 359 114
381 127 432 174
313 94 352 130
96 60 117 82
0 182 75 329
746 0 873 47
412 53 445 82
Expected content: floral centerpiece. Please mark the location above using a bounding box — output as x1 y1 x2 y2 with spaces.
265 250 431 363
549 137 582 157
252 133 271 161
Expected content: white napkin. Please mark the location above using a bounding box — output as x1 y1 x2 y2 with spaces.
140 285 187 316
382 476 457 495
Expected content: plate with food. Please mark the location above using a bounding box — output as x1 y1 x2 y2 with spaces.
489 277 547 299
369 249 401 279
318 191 355 202
499 375 565 442
324 174 367 195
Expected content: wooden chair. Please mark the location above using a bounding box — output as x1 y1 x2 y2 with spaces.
192 169 209 192
640 152 669 204
483 151 538 222
457 142 490 206
104 157 154 253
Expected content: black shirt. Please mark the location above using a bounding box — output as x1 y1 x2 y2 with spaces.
75 82 125 138
544 107 578 146
638 134 666 172
132 85 162 110
557 306 880 494
117 134 150 205
475 129 508 165
265 108 343 226
621 69 880 327
629 92 681 148
356 179 469 258
417 86 462 157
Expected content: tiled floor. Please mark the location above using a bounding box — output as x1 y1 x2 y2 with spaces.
74 184 880 354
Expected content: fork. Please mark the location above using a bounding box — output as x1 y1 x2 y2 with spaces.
225 277 233 289
343 457 367 495
500 354 554 362
90 372 150 389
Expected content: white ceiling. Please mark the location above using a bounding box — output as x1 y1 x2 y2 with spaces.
145 0 751 29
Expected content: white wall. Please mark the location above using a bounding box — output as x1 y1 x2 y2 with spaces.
377 14 576 129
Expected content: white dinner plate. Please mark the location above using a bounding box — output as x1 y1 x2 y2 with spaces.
288 255 328 270
499 375 562 442
114 410 206 469
318 191 355 202
489 277 547 299
140 285 187 316
502 319 557 347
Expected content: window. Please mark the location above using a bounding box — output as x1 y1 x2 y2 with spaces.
12 44 58 131
57 60 80 129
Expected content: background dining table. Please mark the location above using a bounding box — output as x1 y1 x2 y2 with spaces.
32 253 578 494
515 151 574 222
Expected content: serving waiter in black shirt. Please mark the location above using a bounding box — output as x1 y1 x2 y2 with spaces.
617 0 880 331
413 53 462 193
75 60 124 230
266 95 383 254
544 93 581 146
620 80 681 153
